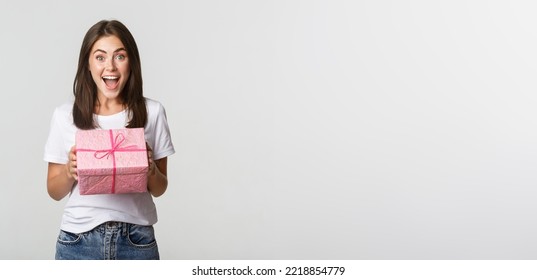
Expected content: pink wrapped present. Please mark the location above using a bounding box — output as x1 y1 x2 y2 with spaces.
76 128 148 195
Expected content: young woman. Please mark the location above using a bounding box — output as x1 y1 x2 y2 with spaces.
44 19 175 260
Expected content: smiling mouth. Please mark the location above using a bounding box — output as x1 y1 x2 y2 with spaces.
102 76 119 89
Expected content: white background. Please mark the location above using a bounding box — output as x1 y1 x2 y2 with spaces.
1 0 537 259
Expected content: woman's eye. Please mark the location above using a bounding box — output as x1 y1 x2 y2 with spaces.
96 56 105 61
116 54 125 60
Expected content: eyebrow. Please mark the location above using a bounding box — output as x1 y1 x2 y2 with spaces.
93 48 127 54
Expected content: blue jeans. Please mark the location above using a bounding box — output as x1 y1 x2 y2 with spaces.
55 222 160 260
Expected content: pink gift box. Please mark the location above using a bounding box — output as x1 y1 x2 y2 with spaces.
76 128 148 195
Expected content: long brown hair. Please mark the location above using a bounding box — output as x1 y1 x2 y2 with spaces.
72 20 147 129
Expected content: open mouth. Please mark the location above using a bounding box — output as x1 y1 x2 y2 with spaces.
102 76 120 89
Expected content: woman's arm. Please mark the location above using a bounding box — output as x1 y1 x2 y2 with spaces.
147 156 168 197
47 146 77 201
146 143 168 197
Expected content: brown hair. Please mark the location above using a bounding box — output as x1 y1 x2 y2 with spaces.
72 20 147 129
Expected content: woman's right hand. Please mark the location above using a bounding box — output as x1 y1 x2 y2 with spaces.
47 146 78 201
66 145 78 181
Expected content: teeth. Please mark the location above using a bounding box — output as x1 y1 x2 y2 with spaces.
103 76 119 80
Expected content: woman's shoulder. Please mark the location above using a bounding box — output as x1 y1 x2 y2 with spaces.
145 97 163 108
144 98 171 128
144 97 166 114
52 101 74 118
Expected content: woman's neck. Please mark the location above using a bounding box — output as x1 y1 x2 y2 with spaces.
94 97 125 116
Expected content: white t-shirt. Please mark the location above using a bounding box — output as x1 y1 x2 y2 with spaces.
44 98 175 234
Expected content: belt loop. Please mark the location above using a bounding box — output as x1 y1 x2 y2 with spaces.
122 222 128 236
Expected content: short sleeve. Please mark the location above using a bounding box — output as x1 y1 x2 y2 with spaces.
43 106 74 164
146 100 175 160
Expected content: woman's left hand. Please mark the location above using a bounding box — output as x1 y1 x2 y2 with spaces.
145 144 168 197
146 142 156 176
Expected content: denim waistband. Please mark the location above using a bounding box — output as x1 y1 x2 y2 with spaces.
96 221 129 235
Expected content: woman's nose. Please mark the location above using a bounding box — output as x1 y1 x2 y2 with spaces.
105 58 117 71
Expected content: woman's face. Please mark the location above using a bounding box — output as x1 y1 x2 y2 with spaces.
88 35 130 101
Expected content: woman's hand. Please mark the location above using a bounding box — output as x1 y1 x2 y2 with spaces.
66 145 78 181
145 142 169 197
146 142 156 176
47 145 78 201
